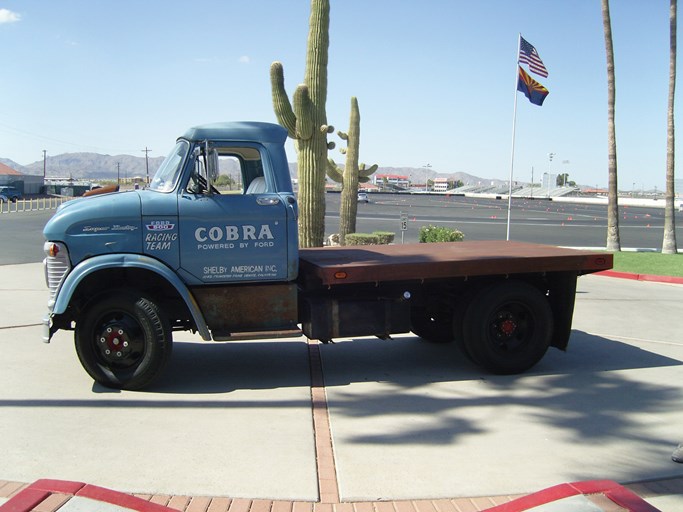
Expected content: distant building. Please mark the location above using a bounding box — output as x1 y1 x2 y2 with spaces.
373 174 410 188
0 163 43 194
0 163 22 182
433 177 449 192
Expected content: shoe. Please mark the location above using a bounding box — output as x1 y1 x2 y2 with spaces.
672 444 683 463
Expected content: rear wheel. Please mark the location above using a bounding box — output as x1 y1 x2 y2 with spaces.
75 292 172 390
462 281 552 374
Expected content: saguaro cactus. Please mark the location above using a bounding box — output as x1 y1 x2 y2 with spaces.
326 97 378 243
270 0 333 248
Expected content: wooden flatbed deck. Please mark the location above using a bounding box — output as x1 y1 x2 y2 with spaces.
299 241 613 286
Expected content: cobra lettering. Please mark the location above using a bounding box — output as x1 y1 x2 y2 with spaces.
195 224 274 243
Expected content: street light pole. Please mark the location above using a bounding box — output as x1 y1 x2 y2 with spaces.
547 152 555 196
531 166 534 198
423 163 431 191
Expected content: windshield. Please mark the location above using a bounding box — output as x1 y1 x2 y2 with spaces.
148 140 190 192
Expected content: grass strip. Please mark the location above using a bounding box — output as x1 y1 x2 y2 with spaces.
612 251 683 277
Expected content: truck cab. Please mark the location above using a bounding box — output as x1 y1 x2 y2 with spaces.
43 122 301 389
146 122 299 284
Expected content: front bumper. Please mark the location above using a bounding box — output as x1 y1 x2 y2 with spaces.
42 314 53 344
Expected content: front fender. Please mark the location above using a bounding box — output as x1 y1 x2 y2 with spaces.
53 253 211 340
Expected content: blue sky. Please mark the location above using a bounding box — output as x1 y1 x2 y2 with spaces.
0 1 676 190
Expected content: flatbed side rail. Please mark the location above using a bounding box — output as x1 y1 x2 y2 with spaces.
299 241 613 288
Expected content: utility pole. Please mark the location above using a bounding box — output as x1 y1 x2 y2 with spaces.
142 147 152 185
116 162 120 185
42 150 47 179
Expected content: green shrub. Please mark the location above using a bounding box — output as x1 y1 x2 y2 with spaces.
373 231 395 244
418 225 465 243
345 233 380 246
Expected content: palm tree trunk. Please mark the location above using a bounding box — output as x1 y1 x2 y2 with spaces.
602 0 621 251
663 0 679 254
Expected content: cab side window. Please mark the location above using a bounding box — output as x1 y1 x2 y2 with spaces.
186 146 270 195
211 148 269 195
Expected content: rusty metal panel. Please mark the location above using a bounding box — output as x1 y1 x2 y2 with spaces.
301 296 411 341
299 241 613 287
191 283 298 333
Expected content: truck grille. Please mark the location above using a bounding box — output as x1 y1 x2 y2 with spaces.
44 242 71 303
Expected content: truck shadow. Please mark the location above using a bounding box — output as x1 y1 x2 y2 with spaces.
148 330 683 472
312 331 683 480
154 330 681 393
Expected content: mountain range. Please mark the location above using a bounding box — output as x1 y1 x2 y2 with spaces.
0 153 505 187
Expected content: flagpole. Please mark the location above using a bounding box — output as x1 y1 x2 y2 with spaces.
506 33 522 241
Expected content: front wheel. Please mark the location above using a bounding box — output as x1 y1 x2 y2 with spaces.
462 281 553 375
75 292 172 390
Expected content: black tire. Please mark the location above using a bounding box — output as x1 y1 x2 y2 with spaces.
75 292 172 390
411 306 455 343
462 281 552 375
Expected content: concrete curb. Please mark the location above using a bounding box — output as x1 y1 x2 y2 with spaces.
597 270 683 285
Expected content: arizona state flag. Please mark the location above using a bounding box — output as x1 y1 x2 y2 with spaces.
517 66 549 106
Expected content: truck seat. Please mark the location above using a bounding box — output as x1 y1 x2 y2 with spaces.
246 177 267 194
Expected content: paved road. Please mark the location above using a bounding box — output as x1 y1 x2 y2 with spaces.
2 194 682 265
329 193 683 248
1 263 682 507
0 210 52 265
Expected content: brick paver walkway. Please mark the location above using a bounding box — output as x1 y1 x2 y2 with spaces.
2 477 681 512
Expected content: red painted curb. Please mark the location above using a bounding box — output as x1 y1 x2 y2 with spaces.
0 479 176 512
597 269 683 285
0 489 49 512
484 479 660 511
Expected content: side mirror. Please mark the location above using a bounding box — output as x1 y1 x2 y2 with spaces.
207 149 219 184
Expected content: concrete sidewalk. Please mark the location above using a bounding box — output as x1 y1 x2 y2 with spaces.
1 263 683 511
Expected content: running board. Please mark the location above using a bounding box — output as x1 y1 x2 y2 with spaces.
211 328 303 341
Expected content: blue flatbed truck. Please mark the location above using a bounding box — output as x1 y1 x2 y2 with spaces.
42 122 612 389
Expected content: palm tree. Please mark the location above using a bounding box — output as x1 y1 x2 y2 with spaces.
663 0 679 254
602 0 621 251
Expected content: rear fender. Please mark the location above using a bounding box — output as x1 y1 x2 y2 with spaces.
53 253 211 340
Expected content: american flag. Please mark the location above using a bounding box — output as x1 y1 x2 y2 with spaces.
519 36 548 78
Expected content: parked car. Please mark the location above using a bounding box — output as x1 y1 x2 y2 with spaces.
357 192 369 203
0 186 21 203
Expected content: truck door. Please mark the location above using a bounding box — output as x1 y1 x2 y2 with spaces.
177 145 290 284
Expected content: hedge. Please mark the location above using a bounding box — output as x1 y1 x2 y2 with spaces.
344 233 380 246
373 231 395 244
418 225 465 243
344 231 396 246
